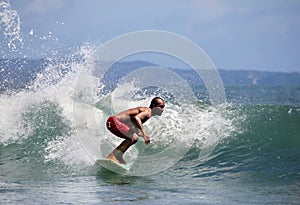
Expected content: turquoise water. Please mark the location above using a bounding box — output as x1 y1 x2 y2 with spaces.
1 85 299 204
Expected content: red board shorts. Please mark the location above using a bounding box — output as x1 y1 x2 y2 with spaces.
106 116 131 139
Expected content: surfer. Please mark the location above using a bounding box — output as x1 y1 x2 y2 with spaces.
106 97 165 164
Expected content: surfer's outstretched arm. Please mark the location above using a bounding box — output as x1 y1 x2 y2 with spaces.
132 110 151 144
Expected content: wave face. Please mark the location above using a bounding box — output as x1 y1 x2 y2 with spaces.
188 105 300 182
1 66 299 181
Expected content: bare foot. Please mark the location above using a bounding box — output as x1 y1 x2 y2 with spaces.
106 154 120 164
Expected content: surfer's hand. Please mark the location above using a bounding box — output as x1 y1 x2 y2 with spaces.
132 134 139 143
143 135 150 144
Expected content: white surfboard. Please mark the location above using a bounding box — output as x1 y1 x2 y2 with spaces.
96 158 130 173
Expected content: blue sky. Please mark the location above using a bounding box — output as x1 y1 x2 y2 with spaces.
2 0 300 72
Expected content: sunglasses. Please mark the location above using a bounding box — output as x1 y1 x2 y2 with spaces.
157 104 165 109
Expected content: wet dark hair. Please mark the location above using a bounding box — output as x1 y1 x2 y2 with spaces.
150 97 164 108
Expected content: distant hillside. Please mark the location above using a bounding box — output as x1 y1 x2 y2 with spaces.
1 59 299 93
218 69 300 86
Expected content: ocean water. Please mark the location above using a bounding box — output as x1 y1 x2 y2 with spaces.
0 85 299 204
1 2 300 204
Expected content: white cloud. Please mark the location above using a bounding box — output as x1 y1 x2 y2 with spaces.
23 0 68 15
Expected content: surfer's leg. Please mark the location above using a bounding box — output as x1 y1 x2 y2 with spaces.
106 134 138 164
106 116 136 163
